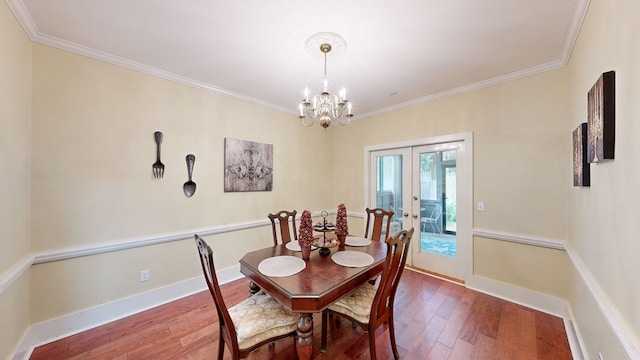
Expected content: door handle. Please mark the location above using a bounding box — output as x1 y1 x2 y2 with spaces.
403 212 409 217
412 214 418 219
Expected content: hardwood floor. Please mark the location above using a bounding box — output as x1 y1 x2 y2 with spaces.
29 269 572 359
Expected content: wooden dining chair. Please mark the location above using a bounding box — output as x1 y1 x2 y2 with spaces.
320 228 414 360
194 235 298 359
364 207 394 242
268 210 298 246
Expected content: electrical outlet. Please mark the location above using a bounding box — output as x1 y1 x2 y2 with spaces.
140 269 150 282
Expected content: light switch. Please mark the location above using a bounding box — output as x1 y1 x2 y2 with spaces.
477 201 485 211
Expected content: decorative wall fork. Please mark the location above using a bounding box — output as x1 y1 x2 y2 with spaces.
152 131 165 178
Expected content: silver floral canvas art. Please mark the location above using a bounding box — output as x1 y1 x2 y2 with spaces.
224 138 273 192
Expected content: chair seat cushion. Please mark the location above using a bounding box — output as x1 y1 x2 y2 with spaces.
328 282 377 324
228 291 298 349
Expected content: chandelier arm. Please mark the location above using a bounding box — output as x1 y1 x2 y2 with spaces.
336 115 352 126
329 109 341 120
306 101 321 120
328 94 342 120
301 116 315 127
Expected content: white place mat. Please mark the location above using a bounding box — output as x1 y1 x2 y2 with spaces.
331 251 375 268
285 242 318 252
345 237 372 247
258 256 306 277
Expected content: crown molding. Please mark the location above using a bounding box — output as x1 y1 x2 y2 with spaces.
7 0 591 122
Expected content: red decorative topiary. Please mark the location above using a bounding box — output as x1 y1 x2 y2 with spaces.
335 203 348 237
298 209 314 248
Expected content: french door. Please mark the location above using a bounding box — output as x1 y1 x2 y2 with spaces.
367 134 471 282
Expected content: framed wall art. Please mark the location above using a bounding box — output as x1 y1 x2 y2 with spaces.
587 70 615 163
573 122 590 187
224 138 273 192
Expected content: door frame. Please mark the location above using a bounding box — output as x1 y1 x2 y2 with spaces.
441 162 457 234
364 132 473 283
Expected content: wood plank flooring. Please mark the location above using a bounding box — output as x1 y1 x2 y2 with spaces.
29 269 572 359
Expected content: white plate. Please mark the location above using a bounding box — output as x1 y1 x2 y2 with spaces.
285 242 318 252
345 237 372 247
314 226 335 230
331 251 374 268
258 256 306 277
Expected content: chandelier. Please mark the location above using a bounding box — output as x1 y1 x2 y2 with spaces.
298 32 353 128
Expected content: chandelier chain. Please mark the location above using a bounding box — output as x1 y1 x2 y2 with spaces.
323 52 328 87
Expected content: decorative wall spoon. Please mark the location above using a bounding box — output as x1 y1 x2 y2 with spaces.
183 154 196 197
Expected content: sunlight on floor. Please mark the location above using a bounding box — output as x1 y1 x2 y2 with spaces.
421 232 456 258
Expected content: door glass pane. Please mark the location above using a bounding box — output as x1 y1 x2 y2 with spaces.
375 155 403 229
419 150 457 258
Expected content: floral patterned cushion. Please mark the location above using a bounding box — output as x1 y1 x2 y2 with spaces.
328 282 377 324
228 291 299 349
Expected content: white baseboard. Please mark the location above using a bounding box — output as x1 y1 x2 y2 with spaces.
466 274 568 318
564 302 586 360
11 262 576 359
13 264 243 360
12 252 576 359
11 261 594 360
467 274 586 359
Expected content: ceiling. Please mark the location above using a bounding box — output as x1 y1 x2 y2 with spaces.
8 0 588 121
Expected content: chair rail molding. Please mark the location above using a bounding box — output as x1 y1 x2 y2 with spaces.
1 210 346 295
472 228 566 250
0 255 34 294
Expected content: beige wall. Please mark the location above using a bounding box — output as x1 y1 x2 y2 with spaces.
30 44 333 251
329 69 571 299
331 70 569 239
27 43 338 323
0 0 32 358
474 237 571 299
565 0 640 358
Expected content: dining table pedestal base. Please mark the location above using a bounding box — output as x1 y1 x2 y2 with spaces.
296 313 313 360
248 281 260 296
